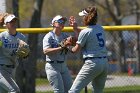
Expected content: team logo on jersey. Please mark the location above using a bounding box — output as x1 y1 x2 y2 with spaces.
2 37 8 43
2 37 19 49
49 38 58 48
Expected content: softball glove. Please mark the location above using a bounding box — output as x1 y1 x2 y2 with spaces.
59 36 77 47
16 40 30 58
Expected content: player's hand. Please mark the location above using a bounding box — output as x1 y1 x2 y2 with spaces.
59 39 69 48
65 36 77 46
69 16 81 33
69 16 77 28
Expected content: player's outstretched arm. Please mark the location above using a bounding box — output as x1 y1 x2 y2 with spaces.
69 16 81 38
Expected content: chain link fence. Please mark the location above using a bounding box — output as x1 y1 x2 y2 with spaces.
36 30 140 93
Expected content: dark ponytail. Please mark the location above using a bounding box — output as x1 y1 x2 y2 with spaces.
83 6 98 26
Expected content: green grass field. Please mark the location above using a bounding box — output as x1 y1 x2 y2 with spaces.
104 86 140 93
36 86 140 93
36 76 140 93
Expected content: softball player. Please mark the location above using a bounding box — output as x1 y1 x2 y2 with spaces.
43 15 72 93
68 6 108 93
0 14 26 93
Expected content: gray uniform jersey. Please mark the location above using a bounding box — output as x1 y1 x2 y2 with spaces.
0 30 26 93
77 24 107 58
43 31 68 61
0 30 26 65
43 31 73 93
69 24 108 93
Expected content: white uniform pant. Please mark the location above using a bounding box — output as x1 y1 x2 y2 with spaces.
69 58 108 93
45 62 72 93
0 66 20 93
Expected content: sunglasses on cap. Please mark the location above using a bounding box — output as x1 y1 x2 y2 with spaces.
55 19 65 24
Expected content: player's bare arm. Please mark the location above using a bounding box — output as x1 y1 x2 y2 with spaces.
69 16 81 38
71 44 81 53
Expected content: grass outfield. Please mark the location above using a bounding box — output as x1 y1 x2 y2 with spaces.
36 83 140 93
36 85 140 93
36 78 140 93
36 89 89 93
104 85 140 93
36 78 49 85
105 86 140 91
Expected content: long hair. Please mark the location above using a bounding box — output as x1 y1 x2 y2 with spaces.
83 6 98 26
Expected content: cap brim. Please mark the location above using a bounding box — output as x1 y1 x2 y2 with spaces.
11 17 18 21
79 11 85 16
78 10 88 16
4 17 18 25
4 15 18 24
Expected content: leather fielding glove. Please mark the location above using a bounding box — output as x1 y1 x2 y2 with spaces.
16 40 30 58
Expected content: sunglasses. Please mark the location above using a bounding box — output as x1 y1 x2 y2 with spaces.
55 19 65 24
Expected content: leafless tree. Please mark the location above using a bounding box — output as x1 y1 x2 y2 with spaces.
13 0 44 93
26 0 44 93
